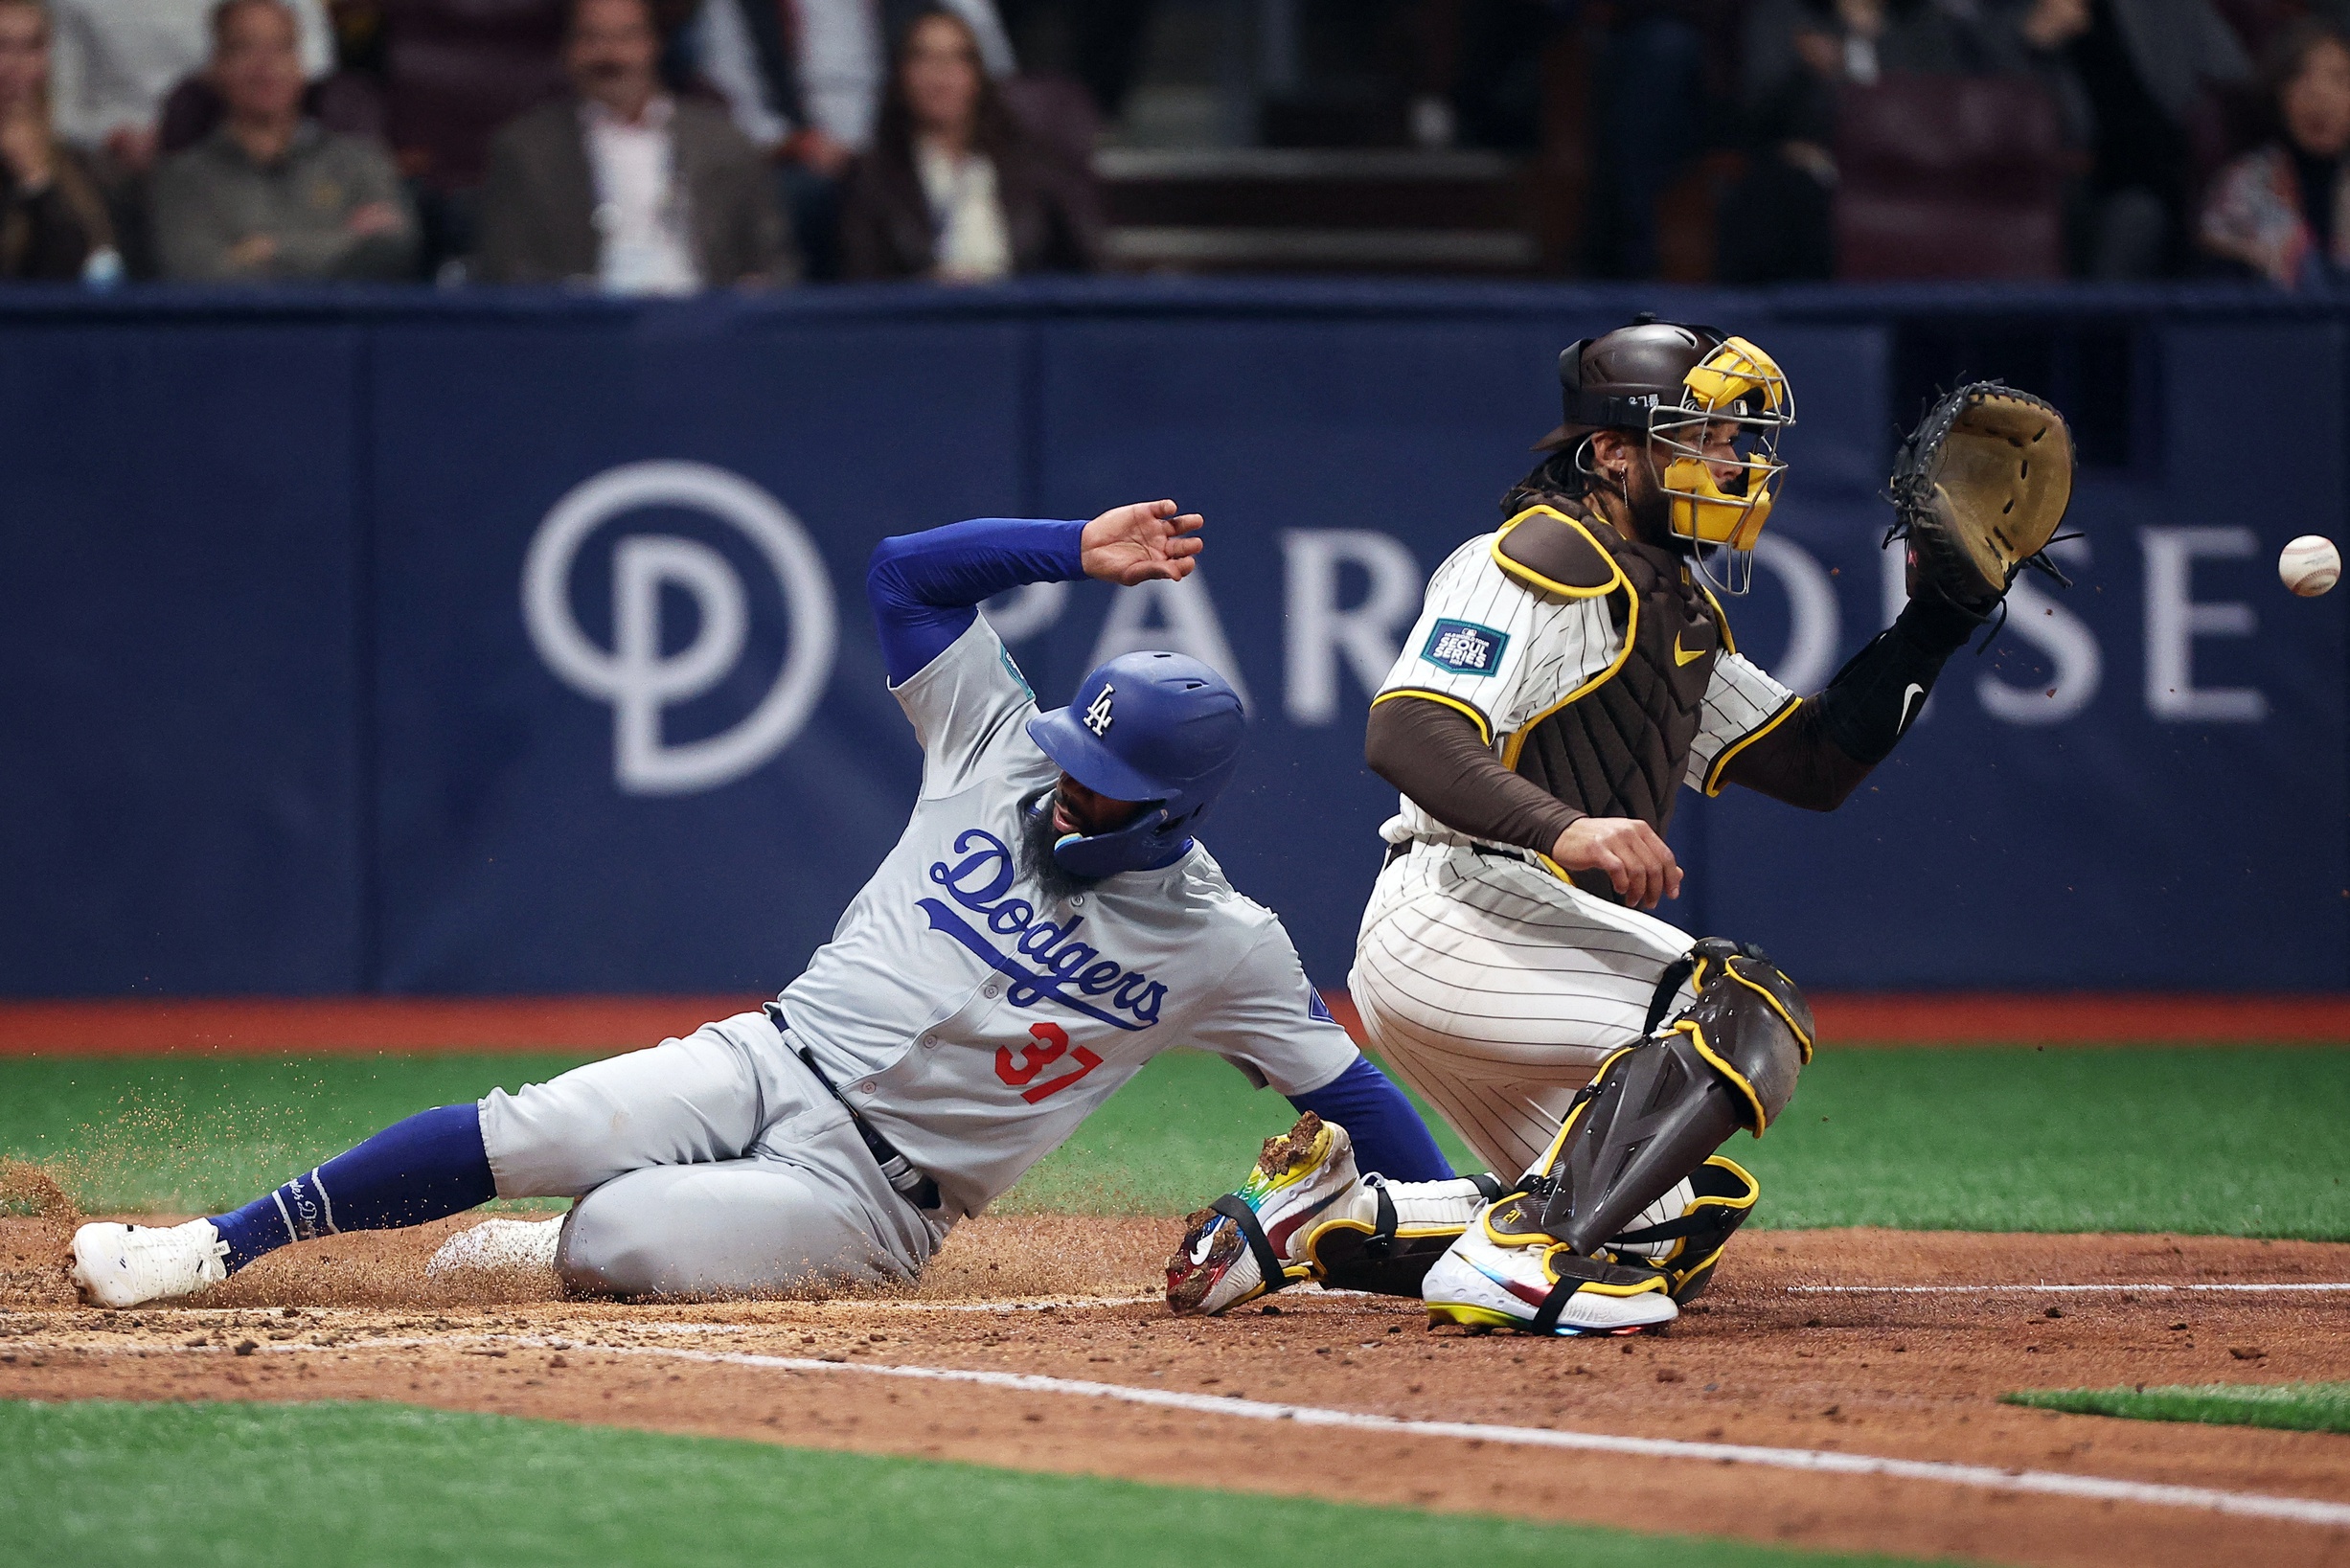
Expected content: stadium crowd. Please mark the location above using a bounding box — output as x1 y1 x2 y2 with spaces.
1 0 2348 290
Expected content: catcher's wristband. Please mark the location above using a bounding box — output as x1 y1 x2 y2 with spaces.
1813 597 1973 765
1900 585 1996 653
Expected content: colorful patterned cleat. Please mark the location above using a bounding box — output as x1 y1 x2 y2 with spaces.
1165 1112 1358 1316
1421 1192 1678 1336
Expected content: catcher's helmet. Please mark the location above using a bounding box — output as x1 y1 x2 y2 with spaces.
1537 317 1794 592
1026 651 1245 877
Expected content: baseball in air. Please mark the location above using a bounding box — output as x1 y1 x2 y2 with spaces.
2280 534 2341 597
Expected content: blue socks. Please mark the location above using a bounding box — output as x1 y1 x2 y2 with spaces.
209 1103 497 1273
1288 1056 1454 1184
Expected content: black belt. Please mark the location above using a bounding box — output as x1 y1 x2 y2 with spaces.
765 1004 941 1212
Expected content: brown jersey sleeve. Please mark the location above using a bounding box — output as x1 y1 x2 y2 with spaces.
1364 694 1586 856
1715 701 1873 810
1718 589 1985 808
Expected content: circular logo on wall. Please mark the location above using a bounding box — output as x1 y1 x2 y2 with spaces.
522 461 837 796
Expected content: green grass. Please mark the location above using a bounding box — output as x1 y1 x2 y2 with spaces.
2 1046 2345 1238
0 1055 588 1217
2001 1382 2350 1435
1732 1047 2350 1238
996 1045 1428 1213
0 1399 1935 1568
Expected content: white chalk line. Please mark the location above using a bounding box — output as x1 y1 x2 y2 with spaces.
0 1294 1158 1331
1787 1283 2350 1295
510 1296 1158 1322
17 1332 2350 1532
864 1294 1160 1313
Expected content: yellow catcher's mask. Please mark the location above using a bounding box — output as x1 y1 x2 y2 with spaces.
1652 335 1794 566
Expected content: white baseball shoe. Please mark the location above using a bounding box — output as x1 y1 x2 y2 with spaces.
1166 1112 1358 1316
70 1218 231 1308
1422 1195 1678 1336
425 1217 563 1278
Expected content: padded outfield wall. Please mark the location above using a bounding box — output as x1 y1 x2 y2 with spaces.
0 280 2341 998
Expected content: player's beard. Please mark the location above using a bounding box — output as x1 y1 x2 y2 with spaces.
1018 785 1108 902
1624 447 1675 549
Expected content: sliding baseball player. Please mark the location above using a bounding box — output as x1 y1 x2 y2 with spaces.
70 501 1456 1308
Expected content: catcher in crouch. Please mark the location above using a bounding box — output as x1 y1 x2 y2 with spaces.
1166 316 2075 1335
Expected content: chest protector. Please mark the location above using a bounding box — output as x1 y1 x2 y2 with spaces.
1492 505 1725 898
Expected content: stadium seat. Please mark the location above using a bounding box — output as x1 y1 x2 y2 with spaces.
1833 75 2065 282
377 0 568 192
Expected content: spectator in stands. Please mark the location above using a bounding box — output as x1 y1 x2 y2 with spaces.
1720 0 2000 283
1405 0 1579 154
475 0 789 289
993 0 1150 124
837 6 1097 282
2212 0 2303 57
2200 17 2350 287
0 0 117 279
149 0 414 280
46 0 333 179
694 0 1013 278
1581 3 1706 279
1990 1 2093 129
2005 0 2251 277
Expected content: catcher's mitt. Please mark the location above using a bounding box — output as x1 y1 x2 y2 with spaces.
1888 381 2075 615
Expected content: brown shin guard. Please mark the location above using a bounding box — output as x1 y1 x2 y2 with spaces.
1539 1031 1745 1256
1537 942 1811 1258
1605 1156 1761 1304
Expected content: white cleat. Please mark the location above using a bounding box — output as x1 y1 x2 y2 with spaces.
425 1217 563 1278
1422 1201 1678 1337
70 1218 231 1308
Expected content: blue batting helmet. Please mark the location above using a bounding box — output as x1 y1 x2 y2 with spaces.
1025 651 1246 877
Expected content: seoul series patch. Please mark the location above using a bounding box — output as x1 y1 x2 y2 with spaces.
1421 619 1508 675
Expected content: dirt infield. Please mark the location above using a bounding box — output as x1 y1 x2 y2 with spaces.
5 1213 2347 1568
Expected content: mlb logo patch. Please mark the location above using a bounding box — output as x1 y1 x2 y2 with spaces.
1421 619 1507 675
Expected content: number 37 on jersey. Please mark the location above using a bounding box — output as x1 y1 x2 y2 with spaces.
995 1022 1104 1104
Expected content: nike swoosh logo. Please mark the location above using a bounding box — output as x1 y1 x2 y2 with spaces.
1899 683 1927 730
1673 634 1706 667
1189 1229 1218 1266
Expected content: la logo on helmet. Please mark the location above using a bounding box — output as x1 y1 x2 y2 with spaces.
1084 685 1116 737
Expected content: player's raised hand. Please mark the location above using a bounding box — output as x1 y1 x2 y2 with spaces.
1082 500 1204 586
1551 817 1683 910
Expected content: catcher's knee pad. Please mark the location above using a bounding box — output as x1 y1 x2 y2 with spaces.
1534 938 1812 1259
1295 1172 1504 1298
1601 1155 1759 1304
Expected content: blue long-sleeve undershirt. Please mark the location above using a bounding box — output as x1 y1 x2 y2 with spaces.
868 517 1088 685
1289 1055 1454 1183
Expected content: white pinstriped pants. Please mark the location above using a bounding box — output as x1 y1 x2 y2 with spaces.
1347 841 1699 1183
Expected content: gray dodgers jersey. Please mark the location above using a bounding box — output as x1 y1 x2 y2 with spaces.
779 618 1358 1220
